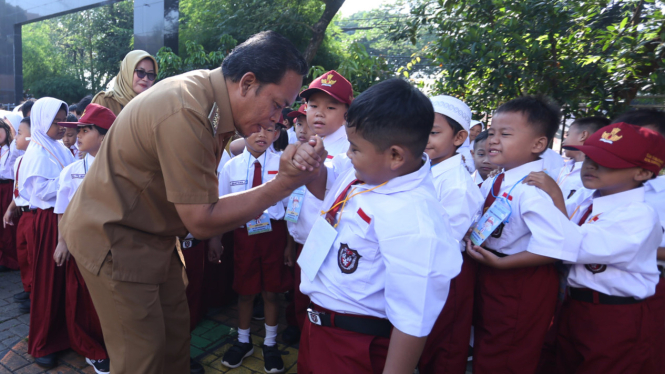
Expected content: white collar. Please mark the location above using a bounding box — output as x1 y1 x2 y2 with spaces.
323 125 347 145
241 147 268 167
431 153 462 177
645 175 665 193
503 159 544 186
592 187 645 215
355 154 431 195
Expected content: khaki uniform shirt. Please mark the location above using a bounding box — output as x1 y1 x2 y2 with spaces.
62 68 236 284
91 92 125 116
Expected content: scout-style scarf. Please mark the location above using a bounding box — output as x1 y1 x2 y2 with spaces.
93 50 158 107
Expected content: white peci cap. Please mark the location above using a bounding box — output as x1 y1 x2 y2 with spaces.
430 95 472 131
470 120 485 131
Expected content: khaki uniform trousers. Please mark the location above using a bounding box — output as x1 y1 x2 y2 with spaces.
78 250 190 374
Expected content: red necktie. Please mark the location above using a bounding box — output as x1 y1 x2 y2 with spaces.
70 148 76 156
482 173 505 212
13 158 22 198
577 204 593 226
252 161 262 188
325 179 360 225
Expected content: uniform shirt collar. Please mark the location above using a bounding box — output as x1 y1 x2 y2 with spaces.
323 125 347 145
645 175 665 193
592 187 645 215
356 154 431 195
503 159 545 185
241 147 267 167
431 153 462 177
85 152 95 164
210 68 236 135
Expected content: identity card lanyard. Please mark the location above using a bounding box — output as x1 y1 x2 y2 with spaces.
245 153 272 235
470 173 527 246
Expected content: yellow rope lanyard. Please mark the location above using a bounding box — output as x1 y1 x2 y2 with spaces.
321 181 388 228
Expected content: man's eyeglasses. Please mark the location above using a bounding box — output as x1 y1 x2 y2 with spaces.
135 69 156 81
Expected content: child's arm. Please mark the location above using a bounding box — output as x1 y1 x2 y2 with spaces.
522 171 566 215
383 329 427 374
466 240 557 269
658 248 665 261
304 163 328 200
54 214 70 267
3 200 17 228
284 233 295 267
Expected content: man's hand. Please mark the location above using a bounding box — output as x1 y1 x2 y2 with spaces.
207 235 224 263
54 241 70 267
275 136 327 191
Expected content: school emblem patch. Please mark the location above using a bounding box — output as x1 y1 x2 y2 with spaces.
600 128 622 144
321 74 337 87
585 264 607 274
338 243 361 274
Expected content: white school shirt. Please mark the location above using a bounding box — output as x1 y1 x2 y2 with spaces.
287 128 350 244
218 148 287 220
431 154 484 242
541 148 565 176
301 155 462 337
556 159 583 200
471 170 484 186
644 176 665 267
12 156 28 207
565 187 661 299
479 159 579 261
457 145 475 174
54 153 94 215
287 127 298 144
22 148 67 210
0 143 19 180
216 149 232 196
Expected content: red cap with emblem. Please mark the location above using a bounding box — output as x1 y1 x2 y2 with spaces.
563 122 665 175
287 104 307 119
58 103 116 130
299 70 354 105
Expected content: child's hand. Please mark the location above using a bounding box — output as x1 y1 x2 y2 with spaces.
522 171 560 196
207 236 223 263
466 240 503 269
284 242 295 267
53 242 70 267
3 207 14 228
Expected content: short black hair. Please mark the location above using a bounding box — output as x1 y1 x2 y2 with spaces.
222 31 308 85
69 104 78 113
20 117 30 127
21 100 35 118
495 95 561 141
570 116 610 135
282 108 294 126
76 95 93 116
78 124 108 136
66 114 78 123
473 130 489 149
611 109 665 137
272 124 289 152
346 79 433 157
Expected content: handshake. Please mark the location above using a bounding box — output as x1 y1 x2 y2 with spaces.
275 135 329 192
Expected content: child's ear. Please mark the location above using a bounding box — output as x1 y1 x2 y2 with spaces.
531 136 549 154
635 168 654 182
579 130 590 143
388 145 407 171
454 130 468 147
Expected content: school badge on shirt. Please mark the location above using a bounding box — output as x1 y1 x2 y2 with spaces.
585 264 607 274
338 243 361 274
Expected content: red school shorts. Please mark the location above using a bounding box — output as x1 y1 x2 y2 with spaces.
232 219 290 295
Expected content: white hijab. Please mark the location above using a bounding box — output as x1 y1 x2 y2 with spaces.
4 113 21 134
21 98 74 181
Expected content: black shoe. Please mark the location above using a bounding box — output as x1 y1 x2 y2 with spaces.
190 358 204 374
221 339 254 368
35 353 57 369
0 265 10 272
281 325 300 345
13 291 29 302
19 300 30 314
252 297 265 321
262 344 284 373
86 358 110 374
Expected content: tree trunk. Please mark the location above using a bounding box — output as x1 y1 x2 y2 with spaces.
303 0 345 64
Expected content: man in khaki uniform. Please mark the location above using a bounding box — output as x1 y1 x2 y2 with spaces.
60 31 326 374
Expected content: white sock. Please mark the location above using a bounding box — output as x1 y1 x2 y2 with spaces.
264 324 278 347
238 328 251 344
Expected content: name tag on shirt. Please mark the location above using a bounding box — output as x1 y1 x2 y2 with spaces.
230 180 246 187
471 197 512 246
247 212 272 235
71 174 85 179
298 216 338 282
285 186 306 223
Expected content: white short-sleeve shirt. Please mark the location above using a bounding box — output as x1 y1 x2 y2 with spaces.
556 159 584 200
54 153 95 215
479 159 579 261
0 142 20 180
300 155 463 337
431 154 484 242
565 187 661 299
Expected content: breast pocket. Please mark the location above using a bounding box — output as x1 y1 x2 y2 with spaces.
334 208 380 292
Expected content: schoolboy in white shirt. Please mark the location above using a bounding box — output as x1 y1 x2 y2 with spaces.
470 130 499 186
53 103 115 374
218 122 289 373
419 95 484 374
297 79 462 374
465 96 579 374
553 122 665 373
558 117 610 199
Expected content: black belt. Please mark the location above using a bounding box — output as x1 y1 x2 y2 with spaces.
0 179 12 184
486 248 508 258
659 265 664 279
307 303 393 339
179 237 201 249
569 287 642 305
18 206 33 213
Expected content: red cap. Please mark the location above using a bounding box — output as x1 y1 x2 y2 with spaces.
564 122 665 175
287 104 307 119
59 104 116 130
299 70 354 105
